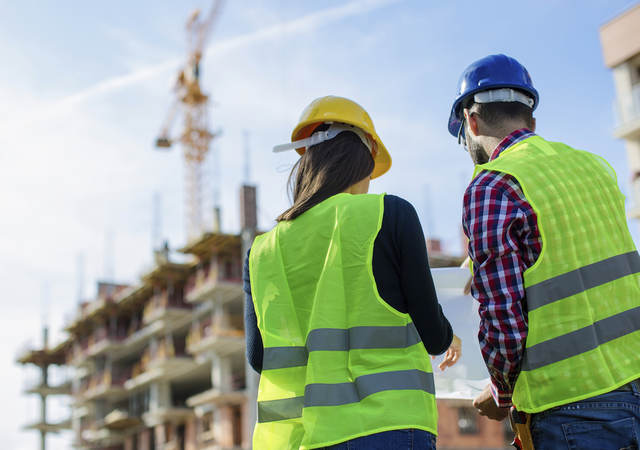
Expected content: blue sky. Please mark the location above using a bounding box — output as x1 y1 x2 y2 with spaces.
2 1 638 448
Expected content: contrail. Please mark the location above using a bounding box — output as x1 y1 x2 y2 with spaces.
207 0 402 57
17 0 402 124
53 58 182 111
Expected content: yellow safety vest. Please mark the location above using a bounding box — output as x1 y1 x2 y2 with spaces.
473 135 640 413
249 193 438 449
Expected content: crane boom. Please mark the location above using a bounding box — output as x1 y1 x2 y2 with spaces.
195 0 225 54
154 0 224 239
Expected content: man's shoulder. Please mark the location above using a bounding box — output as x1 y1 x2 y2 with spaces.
465 170 527 209
468 169 517 192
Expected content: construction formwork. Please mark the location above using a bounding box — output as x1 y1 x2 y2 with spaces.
17 328 73 450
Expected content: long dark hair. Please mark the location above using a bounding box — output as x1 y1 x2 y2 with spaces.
276 129 375 221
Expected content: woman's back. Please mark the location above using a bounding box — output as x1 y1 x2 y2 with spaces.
245 193 453 372
249 193 444 449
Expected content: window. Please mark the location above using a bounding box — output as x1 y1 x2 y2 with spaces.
232 405 243 446
200 413 215 444
457 407 479 435
129 388 150 417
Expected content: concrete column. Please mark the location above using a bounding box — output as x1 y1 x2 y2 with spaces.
241 400 250 450
185 416 198 450
139 429 151 450
210 354 232 391
155 424 166 446
124 435 135 450
39 365 47 450
150 381 171 411
216 405 233 448
212 303 229 329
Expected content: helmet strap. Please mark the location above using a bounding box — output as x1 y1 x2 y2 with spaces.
273 122 374 154
473 88 534 108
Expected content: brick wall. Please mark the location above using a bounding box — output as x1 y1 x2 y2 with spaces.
436 400 511 449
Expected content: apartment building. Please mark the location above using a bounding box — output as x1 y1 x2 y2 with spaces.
600 3 640 217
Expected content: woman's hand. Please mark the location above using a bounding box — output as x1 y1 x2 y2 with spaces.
437 334 462 371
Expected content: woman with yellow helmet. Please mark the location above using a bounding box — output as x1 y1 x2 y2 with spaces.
244 96 460 449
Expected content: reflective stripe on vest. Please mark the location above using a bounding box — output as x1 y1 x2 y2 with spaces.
522 305 640 371
258 369 435 423
526 251 640 311
473 136 640 413
262 323 421 370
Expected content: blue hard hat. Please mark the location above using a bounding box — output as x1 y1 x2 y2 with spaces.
448 54 539 137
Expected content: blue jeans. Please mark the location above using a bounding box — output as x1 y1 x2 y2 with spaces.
321 429 436 449
530 380 640 450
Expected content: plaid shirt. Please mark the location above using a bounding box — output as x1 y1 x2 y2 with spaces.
462 128 541 407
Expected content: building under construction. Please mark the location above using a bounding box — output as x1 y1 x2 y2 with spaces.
17 183 512 450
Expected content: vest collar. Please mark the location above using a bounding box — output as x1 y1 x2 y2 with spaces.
490 128 536 161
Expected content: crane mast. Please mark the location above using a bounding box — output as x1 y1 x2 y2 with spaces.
156 0 224 239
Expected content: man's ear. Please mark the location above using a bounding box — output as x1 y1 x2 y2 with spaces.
464 108 480 137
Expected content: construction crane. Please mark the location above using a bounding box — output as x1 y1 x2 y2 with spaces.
156 0 224 239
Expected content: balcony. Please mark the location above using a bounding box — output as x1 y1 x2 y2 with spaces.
187 369 246 414
143 292 192 326
72 405 91 419
186 318 245 357
86 326 127 357
142 407 193 427
24 378 72 396
23 418 71 433
186 263 242 305
82 368 129 401
186 388 247 409
117 314 158 354
81 426 126 447
84 297 108 319
614 84 640 140
111 317 190 362
103 409 142 431
125 340 198 390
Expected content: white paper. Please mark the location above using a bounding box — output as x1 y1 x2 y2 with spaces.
431 267 471 293
430 268 490 399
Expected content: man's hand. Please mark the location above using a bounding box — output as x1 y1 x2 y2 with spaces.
473 384 509 421
435 334 461 371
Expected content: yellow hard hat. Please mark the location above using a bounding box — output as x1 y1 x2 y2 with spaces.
290 96 392 179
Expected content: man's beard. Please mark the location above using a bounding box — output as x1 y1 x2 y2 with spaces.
467 134 489 165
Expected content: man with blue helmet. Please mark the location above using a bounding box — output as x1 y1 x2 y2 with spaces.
451 54 640 449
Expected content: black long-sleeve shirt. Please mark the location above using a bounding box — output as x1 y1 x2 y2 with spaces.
243 194 453 373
